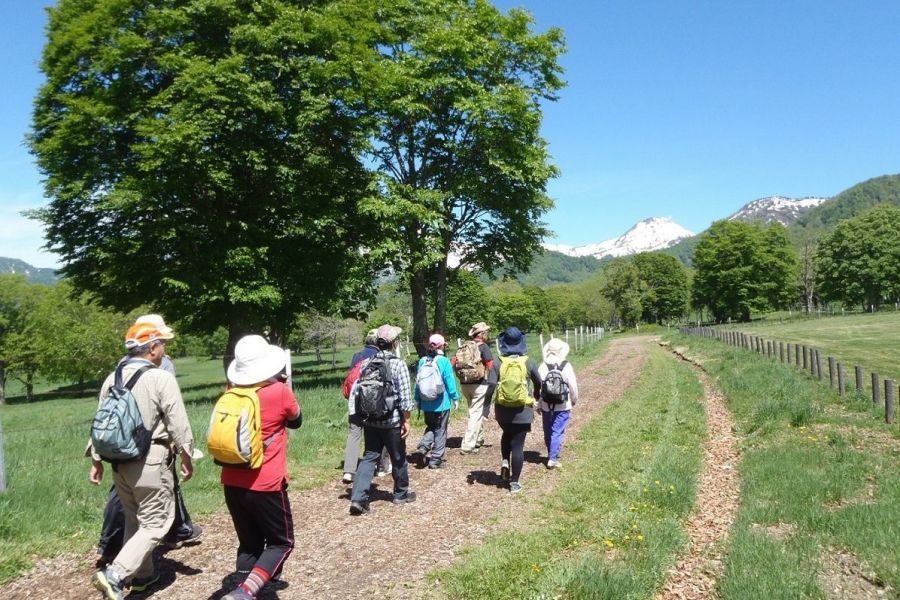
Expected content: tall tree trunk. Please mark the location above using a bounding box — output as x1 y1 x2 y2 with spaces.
433 257 449 334
223 320 251 375
26 373 34 403
410 270 430 357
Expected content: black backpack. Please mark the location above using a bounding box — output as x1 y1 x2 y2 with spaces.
354 352 398 420
540 361 569 405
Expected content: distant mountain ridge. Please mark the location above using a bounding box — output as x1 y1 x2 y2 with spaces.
544 217 694 260
727 196 828 226
0 257 60 285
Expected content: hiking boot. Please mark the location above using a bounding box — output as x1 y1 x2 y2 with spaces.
392 491 417 505
222 586 255 600
459 447 479 455
92 568 125 600
130 571 160 593
342 472 354 484
427 461 445 469
165 524 203 549
547 459 561 469
500 460 510 482
349 501 370 516
376 463 392 477
510 482 523 494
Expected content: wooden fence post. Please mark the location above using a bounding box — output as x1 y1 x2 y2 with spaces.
802 345 807 370
837 363 845 396
0 417 6 493
779 342 785 363
886 379 896 424
828 356 836 388
872 372 881 406
795 345 801 367
855 366 864 394
815 350 824 382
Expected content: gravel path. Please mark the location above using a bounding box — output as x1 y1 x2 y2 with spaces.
657 347 741 600
2 337 650 600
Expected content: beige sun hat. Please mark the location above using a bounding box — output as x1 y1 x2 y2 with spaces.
227 335 287 386
543 338 570 364
468 322 490 337
376 324 403 344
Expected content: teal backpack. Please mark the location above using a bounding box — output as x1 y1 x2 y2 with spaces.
90 363 155 462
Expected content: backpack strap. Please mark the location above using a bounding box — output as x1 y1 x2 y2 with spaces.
124 365 154 390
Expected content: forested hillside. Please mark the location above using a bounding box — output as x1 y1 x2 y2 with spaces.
794 173 900 233
0 257 59 285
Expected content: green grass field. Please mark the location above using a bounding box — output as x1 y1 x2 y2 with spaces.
718 311 900 384
435 342 708 599
668 333 900 598
0 331 602 584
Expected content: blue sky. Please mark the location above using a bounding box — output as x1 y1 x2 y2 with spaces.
3 1 900 268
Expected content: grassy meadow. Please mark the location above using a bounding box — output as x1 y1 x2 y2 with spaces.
435 342 709 599
668 333 900 598
718 311 900 384
0 331 601 584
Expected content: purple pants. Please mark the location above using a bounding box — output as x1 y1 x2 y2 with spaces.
541 409 571 461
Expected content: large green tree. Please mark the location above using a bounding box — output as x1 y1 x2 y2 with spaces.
692 220 798 322
29 0 374 362
601 259 645 328
815 204 900 310
632 252 689 324
338 0 565 353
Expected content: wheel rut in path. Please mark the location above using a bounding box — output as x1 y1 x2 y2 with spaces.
657 346 741 600
1 337 650 600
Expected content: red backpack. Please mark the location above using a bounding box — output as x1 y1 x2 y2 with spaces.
342 361 364 400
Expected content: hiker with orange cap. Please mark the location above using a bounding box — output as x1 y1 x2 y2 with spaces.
413 333 461 469
89 317 195 600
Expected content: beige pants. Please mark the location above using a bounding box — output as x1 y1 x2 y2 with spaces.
111 444 175 580
460 383 491 451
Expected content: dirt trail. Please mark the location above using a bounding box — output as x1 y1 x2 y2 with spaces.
2 337 650 600
657 347 741 600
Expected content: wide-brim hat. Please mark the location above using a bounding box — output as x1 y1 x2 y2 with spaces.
543 338 570 364
428 333 446 349
498 326 527 355
468 322 490 337
227 335 287 386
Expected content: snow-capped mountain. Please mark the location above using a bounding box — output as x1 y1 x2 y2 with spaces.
727 196 828 226
545 217 694 260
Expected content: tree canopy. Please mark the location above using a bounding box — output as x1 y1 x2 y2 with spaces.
815 204 900 310
632 252 689 324
692 220 797 322
337 0 565 353
29 0 375 357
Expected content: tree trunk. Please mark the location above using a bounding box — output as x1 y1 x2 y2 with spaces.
331 333 338 370
410 270 430 357
0 362 6 405
223 321 251 375
433 258 449 334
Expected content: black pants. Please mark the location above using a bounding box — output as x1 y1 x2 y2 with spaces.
350 425 410 504
97 470 193 557
223 482 295 577
499 423 530 483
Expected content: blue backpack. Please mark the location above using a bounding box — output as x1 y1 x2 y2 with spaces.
90 363 155 462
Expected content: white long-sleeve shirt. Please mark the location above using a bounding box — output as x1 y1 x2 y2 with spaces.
536 361 579 412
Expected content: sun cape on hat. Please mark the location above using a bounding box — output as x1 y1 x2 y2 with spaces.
227 335 288 386
498 326 527 356
376 324 402 343
543 338 570 364
468 322 490 338
124 316 175 349
428 333 446 349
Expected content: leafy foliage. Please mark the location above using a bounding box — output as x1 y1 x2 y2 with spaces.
632 252 690 324
29 0 375 347
797 173 900 233
335 0 565 351
692 220 797 322
444 269 491 339
815 204 900 310
601 259 646 328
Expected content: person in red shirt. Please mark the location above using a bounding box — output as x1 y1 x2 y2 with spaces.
219 335 302 600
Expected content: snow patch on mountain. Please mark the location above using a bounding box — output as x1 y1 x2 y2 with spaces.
546 217 694 260
727 196 828 225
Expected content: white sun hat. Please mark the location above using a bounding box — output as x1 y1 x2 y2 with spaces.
543 338 570 364
227 335 287 386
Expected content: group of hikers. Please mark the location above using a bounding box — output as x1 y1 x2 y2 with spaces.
85 315 578 600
